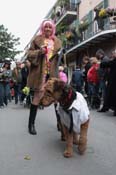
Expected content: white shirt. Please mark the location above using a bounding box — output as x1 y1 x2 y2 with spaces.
58 92 90 133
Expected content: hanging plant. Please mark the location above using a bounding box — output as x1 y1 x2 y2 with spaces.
51 12 55 19
99 8 108 18
58 33 67 46
65 31 74 40
78 20 89 32
56 23 68 34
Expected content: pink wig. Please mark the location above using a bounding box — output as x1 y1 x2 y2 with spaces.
39 19 56 39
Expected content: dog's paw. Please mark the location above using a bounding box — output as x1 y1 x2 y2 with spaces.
61 135 66 141
63 149 73 158
78 143 87 155
73 140 78 145
78 137 87 155
57 123 61 131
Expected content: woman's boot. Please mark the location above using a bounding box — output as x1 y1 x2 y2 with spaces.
28 104 38 135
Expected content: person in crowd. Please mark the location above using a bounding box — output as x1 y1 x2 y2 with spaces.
0 66 4 108
0 60 12 108
82 56 91 96
26 19 62 135
20 60 30 103
0 62 5 108
87 57 100 109
58 65 68 83
94 7 104 30
71 65 84 93
9 78 15 101
95 49 109 112
100 49 116 116
2 60 12 105
12 61 22 104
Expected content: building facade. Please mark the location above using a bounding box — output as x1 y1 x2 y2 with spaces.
49 0 116 81
24 0 116 81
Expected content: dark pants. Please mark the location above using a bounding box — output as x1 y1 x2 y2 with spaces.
14 83 22 104
0 82 10 106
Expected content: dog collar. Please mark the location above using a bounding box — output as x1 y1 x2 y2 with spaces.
59 86 76 110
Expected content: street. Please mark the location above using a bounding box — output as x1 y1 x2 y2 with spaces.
0 102 116 175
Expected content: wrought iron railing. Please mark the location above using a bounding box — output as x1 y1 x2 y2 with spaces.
64 17 116 51
52 3 77 23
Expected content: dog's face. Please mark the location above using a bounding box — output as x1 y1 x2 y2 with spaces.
41 78 65 107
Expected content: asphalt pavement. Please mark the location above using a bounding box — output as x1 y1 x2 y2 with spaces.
0 101 116 175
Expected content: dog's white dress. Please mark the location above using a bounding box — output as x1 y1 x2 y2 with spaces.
58 92 90 133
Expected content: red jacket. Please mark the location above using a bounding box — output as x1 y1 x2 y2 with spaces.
87 63 99 84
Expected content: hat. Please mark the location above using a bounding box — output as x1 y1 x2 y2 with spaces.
90 57 98 64
4 60 11 65
96 49 105 56
59 66 64 71
113 49 116 53
16 60 22 65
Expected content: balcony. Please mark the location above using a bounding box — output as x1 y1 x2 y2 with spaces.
51 3 77 26
63 17 116 55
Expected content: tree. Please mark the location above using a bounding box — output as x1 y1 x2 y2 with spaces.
0 24 21 61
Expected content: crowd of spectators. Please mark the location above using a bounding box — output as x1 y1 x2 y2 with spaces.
70 48 116 116
0 59 29 108
0 48 116 117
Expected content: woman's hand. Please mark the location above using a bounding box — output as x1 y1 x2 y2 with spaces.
40 46 48 54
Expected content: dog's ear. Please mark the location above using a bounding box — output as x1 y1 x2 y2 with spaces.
53 79 65 92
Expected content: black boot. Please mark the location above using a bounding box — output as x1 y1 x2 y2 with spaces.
28 104 38 135
29 124 37 135
113 111 116 116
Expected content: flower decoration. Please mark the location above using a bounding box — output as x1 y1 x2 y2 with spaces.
106 7 116 16
22 86 30 95
65 31 74 40
98 7 116 18
99 8 107 18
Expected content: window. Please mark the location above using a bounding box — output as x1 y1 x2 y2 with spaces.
70 0 79 10
71 0 81 4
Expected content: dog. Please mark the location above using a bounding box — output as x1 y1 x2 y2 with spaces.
41 78 90 158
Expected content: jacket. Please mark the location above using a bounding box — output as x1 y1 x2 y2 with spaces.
27 35 62 90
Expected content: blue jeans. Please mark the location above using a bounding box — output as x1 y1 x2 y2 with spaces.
0 82 4 106
88 82 99 104
0 82 10 106
99 80 106 100
88 82 99 96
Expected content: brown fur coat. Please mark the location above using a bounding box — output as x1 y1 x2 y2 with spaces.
26 35 62 90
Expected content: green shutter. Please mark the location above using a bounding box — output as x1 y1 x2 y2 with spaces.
75 19 79 25
87 10 93 37
76 0 81 4
88 10 93 24
104 0 109 8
